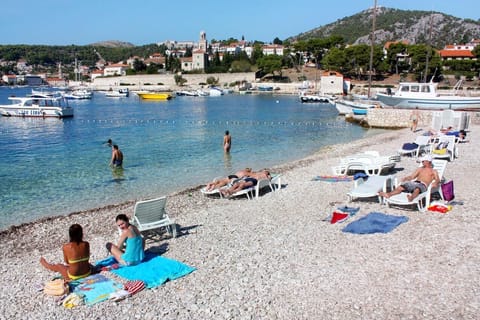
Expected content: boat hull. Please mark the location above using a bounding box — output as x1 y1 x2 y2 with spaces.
335 99 376 115
137 92 173 100
0 106 73 118
376 93 480 111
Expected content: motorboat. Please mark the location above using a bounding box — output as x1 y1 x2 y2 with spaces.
105 88 129 98
137 92 173 100
63 89 93 100
208 87 224 96
0 93 74 118
299 91 334 104
376 81 480 111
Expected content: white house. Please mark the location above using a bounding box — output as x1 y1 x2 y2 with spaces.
103 64 129 76
320 71 344 94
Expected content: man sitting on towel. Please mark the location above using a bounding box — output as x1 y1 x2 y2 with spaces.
379 155 440 202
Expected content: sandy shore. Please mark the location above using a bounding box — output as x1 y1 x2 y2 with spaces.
1 125 479 319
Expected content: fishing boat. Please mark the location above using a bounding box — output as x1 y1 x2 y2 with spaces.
105 88 129 98
0 93 74 118
375 81 480 110
137 92 173 100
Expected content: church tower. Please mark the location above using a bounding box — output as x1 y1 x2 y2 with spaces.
199 31 207 51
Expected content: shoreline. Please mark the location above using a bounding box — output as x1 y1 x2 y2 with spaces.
1 125 479 318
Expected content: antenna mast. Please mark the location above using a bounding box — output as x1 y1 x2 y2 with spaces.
424 13 434 83
367 0 377 98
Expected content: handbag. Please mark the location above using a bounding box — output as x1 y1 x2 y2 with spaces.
441 180 455 202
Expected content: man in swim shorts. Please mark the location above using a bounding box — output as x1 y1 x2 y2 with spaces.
110 144 123 168
379 155 440 201
220 177 258 196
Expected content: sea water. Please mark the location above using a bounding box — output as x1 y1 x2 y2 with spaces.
0 87 382 230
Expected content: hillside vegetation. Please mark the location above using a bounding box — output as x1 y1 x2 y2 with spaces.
290 7 480 48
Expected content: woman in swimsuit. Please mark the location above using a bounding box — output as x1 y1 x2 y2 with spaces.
40 224 92 281
106 214 145 266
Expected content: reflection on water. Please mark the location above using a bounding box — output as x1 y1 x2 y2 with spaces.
111 166 124 183
223 152 232 171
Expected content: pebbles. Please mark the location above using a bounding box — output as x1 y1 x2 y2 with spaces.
1 127 479 319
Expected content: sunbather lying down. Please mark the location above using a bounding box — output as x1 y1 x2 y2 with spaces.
204 168 252 192
204 169 272 192
220 170 272 196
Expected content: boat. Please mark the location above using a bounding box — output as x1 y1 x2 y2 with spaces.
335 99 379 115
0 93 74 118
375 81 480 111
257 86 273 92
105 88 129 98
176 90 199 97
63 89 93 100
208 87 224 96
352 108 368 115
137 92 173 100
299 91 334 104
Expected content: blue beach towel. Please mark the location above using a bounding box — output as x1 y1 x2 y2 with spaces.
69 274 122 306
96 251 196 289
342 212 408 234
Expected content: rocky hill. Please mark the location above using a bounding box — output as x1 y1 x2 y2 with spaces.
290 7 480 48
88 40 135 48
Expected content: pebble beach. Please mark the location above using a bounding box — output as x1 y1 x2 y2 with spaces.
1 125 479 319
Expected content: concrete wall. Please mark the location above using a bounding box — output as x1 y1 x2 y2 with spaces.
91 72 256 91
366 109 480 128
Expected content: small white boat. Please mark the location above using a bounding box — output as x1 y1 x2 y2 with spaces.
63 89 93 100
376 80 480 110
335 99 379 115
0 94 74 118
299 91 334 104
208 87 224 96
105 88 129 98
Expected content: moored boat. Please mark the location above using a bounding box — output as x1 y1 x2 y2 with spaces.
105 88 129 98
0 94 74 118
376 81 480 111
299 91 334 104
63 89 93 100
137 92 173 100
335 99 378 115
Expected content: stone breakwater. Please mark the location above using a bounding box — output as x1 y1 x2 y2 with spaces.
1 126 479 319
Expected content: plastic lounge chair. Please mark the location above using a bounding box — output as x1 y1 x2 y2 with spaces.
430 135 457 162
347 174 395 203
131 196 177 238
384 180 434 212
431 159 448 200
398 135 430 158
229 174 282 200
332 151 395 176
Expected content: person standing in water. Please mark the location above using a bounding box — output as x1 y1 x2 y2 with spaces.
110 144 123 168
223 130 231 153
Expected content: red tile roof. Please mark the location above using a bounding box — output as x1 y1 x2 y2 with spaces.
439 49 474 58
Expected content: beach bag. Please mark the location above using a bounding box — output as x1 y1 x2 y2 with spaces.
441 180 455 202
124 280 145 295
44 279 69 296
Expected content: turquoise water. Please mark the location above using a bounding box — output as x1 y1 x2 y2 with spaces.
0 87 379 230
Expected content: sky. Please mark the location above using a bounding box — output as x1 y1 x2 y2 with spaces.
0 0 478 46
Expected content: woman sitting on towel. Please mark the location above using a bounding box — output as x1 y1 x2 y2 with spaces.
40 224 93 280
106 214 145 266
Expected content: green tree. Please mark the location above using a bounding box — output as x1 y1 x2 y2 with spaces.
174 74 187 86
256 55 283 77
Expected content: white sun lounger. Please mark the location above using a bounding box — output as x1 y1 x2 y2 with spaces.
347 174 395 203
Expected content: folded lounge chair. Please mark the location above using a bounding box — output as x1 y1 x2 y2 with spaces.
131 196 177 238
332 155 396 176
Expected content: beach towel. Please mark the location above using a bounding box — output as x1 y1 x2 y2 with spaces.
342 212 408 234
96 251 196 289
312 175 353 182
69 274 122 306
